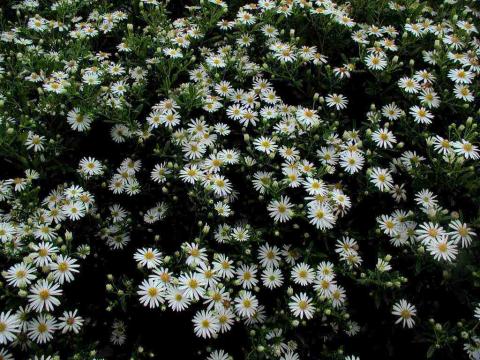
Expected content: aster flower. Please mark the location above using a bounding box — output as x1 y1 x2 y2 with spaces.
267 196 294 223
235 291 259 318
28 280 63 312
427 236 458 262
325 93 348 110
137 279 165 308
0 311 20 345
392 300 417 328
289 293 315 319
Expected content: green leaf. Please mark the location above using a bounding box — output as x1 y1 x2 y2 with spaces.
426 345 436 358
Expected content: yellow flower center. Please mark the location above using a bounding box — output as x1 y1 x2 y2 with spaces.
58 262 69 272
148 287 158 297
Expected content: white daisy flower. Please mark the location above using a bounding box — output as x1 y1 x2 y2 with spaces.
192 310 219 338
235 291 259 318
427 235 458 262
0 311 20 345
28 279 63 312
27 315 58 344
58 310 84 334
137 279 165 308
392 299 417 328
289 292 315 319
267 195 294 223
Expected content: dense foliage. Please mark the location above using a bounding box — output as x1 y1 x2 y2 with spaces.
0 0 479 359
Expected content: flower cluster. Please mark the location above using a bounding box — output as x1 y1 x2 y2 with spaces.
0 0 479 359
